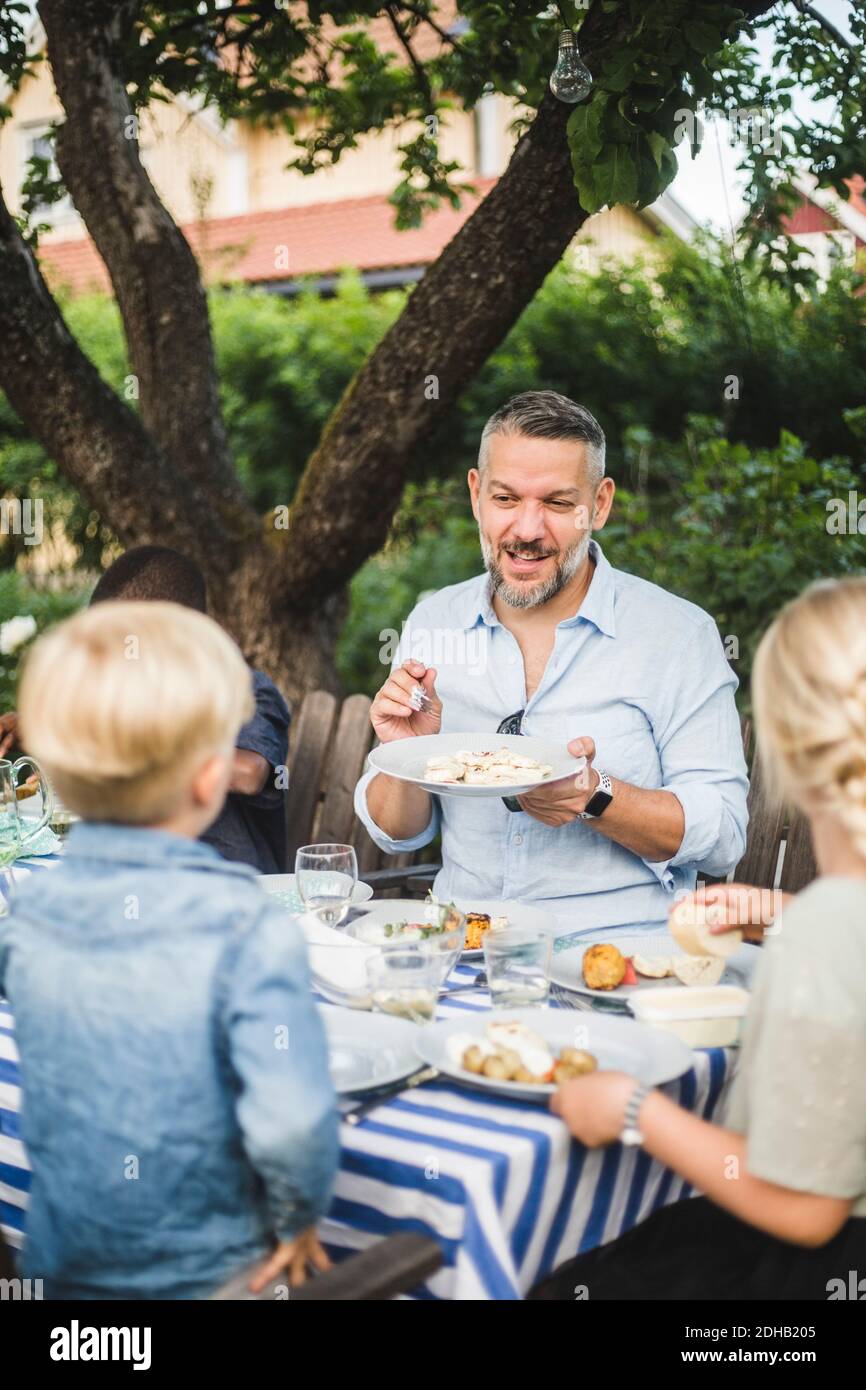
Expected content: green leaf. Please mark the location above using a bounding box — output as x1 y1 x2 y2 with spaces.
645 130 669 172
683 20 725 55
593 144 640 206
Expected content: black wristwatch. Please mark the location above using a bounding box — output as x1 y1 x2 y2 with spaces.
579 769 613 819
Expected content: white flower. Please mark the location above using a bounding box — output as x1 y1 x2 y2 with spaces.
0 614 37 656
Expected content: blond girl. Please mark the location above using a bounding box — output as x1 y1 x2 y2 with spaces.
534 576 866 1300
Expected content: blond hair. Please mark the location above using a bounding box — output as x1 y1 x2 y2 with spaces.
18 601 255 824
752 576 866 857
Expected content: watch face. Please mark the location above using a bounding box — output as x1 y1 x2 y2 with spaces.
585 788 613 816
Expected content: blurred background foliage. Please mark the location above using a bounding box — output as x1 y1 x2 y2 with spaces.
2 231 865 705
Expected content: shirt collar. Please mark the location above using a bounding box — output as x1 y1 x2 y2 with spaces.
458 538 616 637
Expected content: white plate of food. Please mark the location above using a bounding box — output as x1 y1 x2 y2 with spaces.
549 928 760 1008
260 873 374 915
367 732 585 798
414 1008 693 1101
347 897 555 960
317 1004 421 1095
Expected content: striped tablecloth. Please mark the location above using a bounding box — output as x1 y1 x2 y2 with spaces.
1 949 735 1299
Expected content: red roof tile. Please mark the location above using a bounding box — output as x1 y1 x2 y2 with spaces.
39 180 498 296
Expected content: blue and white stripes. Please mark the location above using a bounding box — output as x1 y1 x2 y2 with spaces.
1 952 733 1298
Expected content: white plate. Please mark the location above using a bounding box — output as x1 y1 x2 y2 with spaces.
549 928 760 1007
347 897 555 960
318 1004 421 1095
260 873 373 914
368 732 585 798
414 1007 693 1101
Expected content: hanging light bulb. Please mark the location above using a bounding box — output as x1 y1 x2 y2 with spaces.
549 29 592 104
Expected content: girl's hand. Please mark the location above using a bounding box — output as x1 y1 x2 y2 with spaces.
550 1071 640 1147
681 883 791 942
248 1228 331 1294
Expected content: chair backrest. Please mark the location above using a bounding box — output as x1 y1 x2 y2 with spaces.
285 690 381 869
734 721 817 892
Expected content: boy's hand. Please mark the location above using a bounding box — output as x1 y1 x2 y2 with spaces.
550 1071 638 1147
248 1228 331 1294
0 711 19 758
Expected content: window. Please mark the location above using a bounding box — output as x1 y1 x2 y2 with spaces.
20 125 75 225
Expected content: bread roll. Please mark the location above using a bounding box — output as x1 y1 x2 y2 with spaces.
669 899 743 958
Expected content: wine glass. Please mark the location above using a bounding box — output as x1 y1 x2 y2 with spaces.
295 843 358 927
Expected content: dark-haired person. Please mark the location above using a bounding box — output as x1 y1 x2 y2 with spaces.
355 390 749 931
89 546 290 874
0 711 20 759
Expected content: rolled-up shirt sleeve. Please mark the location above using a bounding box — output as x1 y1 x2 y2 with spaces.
354 761 441 855
645 616 748 881
353 623 441 856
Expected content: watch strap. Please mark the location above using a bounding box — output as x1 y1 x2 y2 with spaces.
620 1081 651 1146
579 769 613 819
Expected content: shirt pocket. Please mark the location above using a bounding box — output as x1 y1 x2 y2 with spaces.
566 704 660 787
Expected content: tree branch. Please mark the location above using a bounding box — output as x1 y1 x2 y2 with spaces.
791 0 861 65
387 3 435 112
38 0 258 561
0 183 218 561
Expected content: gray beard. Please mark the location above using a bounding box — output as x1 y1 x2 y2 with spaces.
480 529 591 610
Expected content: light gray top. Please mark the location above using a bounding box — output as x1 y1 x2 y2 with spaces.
725 876 866 1217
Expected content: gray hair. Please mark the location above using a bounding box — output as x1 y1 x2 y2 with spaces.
478 390 606 486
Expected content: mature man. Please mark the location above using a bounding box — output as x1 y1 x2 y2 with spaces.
354 391 748 931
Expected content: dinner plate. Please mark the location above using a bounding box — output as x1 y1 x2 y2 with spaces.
549 927 760 1008
346 897 555 960
414 1007 693 1101
260 872 374 914
368 732 585 798
318 1003 421 1094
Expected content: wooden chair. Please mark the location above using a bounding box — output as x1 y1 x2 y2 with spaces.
0 1226 16 1282
211 1232 442 1301
284 689 439 895
0 1221 442 1302
730 718 817 892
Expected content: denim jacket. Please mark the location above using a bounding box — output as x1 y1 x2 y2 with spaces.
0 822 339 1299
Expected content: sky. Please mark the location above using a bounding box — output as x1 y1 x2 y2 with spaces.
670 0 857 231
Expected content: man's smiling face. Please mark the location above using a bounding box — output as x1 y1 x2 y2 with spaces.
468 432 614 610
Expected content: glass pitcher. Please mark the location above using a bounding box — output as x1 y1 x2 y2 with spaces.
0 757 54 869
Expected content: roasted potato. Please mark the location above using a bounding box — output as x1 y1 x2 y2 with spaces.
560 1047 598 1074
582 942 626 991
481 1055 511 1080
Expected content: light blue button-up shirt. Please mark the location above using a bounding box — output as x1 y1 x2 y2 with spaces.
355 540 748 934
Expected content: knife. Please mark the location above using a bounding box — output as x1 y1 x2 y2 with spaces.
342 1066 440 1125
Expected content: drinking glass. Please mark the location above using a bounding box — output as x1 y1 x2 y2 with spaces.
0 757 54 917
416 900 466 986
483 926 552 1008
0 757 53 869
366 950 441 1024
295 843 358 927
